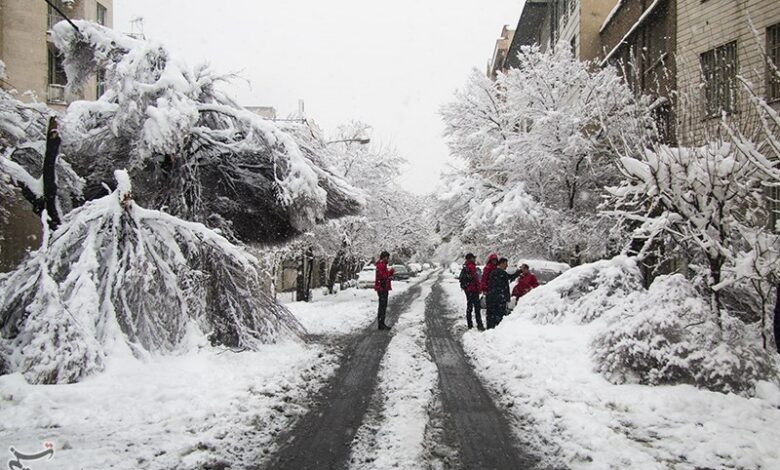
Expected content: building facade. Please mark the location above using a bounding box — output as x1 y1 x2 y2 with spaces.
675 0 780 145
600 0 678 143
487 25 515 79
0 0 114 109
504 0 618 67
0 0 114 272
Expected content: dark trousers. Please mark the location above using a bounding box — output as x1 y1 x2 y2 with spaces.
486 301 507 329
377 291 389 327
465 291 483 329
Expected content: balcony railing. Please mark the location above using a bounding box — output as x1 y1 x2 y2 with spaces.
47 84 66 104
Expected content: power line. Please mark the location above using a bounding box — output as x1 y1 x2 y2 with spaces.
43 0 81 34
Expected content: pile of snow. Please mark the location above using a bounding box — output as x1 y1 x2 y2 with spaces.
440 277 780 469
0 171 304 384
519 256 643 324
515 256 777 395
0 342 337 469
593 274 777 395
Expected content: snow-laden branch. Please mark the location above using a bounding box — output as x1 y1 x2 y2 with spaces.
50 21 362 242
0 171 305 384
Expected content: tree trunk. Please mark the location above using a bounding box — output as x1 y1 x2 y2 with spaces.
43 117 62 230
774 282 780 354
327 249 345 294
709 255 724 331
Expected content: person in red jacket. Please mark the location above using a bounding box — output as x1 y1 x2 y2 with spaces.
512 264 539 300
374 251 395 330
459 253 484 330
480 253 499 294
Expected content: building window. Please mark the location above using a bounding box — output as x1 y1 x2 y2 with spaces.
96 67 106 97
700 41 738 117
47 46 67 104
768 23 780 101
96 2 107 26
47 0 67 30
47 47 67 86
768 185 780 232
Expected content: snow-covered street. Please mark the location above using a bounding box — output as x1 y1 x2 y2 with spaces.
3 2 780 468
3 269 780 469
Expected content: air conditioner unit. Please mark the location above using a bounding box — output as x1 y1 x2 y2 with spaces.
47 84 66 104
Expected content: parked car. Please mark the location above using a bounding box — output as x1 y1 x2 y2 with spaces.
524 260 570 285
422 263 431 270
407 263 422 275
391 264 411 281
357 266 375 289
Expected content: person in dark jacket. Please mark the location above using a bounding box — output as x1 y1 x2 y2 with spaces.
375 251 395 330
512 264 539 300
460 253 484 330
485 258 521 329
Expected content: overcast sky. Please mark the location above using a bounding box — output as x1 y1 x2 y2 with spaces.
114 1 524 194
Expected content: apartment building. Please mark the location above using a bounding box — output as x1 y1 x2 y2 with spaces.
503 0 618 68
675 0 780 145
486 25 515 80
0 0 114 109
600 0 678 143
0 0 113 271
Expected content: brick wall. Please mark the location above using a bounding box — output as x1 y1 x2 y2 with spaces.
676 0 780 145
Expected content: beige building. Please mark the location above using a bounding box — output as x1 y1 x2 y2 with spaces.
0 0 113 272
505 0 618 66
600 0 678 143
676 0 780 145
0 0 114 109
486 25 515 79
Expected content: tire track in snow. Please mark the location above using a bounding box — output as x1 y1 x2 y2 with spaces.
261 273 432 470
347 276 441 470
425 277 540 470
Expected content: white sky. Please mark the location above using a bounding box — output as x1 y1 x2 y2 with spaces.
114 1 525 194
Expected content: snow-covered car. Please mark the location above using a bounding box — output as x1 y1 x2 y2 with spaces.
357 266 375 289
407 263 422 275
422 263 431 270
524 260 570 284
392 264 411 281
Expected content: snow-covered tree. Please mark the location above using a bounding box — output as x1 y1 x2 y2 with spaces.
0 171 304 384
439 45 653 261
607 143 770 328
314 121 433 262
51 21 362 242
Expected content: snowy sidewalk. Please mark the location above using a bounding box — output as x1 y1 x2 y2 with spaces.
441 278 780 470
0 342 337 469
282 278 415 336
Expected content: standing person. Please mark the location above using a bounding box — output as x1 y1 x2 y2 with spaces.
375 251 395 330
480 253 499 294
512 264 539 301
485 258 521 329
459 253 484 330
